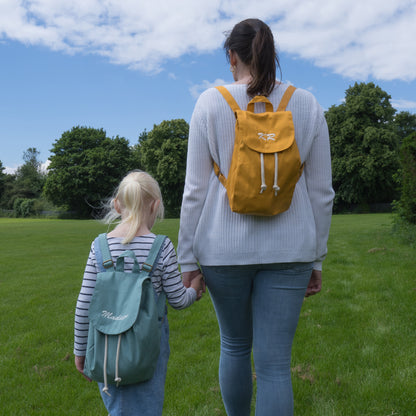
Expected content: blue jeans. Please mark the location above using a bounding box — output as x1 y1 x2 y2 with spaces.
98 314 170 416
202 263 313 416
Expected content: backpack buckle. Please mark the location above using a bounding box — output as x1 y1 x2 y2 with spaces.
102 259 114 269
142 262 152 272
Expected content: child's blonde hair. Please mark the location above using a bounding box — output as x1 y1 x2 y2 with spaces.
104 170 164 244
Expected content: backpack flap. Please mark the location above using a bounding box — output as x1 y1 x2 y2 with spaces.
89 252 146 335
236 110 295 153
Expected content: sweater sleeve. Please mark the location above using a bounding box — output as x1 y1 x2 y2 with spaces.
178 91 213 272
304 110 335 270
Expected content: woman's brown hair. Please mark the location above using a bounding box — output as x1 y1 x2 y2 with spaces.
224 18 281 97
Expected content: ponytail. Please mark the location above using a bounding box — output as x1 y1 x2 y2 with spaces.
103 170 164 244
224 19 281 97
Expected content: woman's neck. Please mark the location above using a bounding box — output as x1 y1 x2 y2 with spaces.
234 76 252 84
232 59 252 84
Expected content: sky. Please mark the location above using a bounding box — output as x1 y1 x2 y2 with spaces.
1 0 416 173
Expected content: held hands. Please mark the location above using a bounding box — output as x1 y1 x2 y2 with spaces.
305 269 322 297
190 273 205 300
183 270 206 301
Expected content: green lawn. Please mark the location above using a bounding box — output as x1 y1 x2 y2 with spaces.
0 214 415 415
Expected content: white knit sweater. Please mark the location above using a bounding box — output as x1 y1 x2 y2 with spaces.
178 83 334 272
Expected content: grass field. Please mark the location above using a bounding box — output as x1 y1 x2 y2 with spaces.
0 214 415 415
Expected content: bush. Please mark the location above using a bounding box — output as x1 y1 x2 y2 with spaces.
13 198 25 217
13 198 36 217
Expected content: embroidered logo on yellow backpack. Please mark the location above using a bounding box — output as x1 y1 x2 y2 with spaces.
213 85 304 216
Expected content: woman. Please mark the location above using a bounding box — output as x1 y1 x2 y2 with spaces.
178 18 334 416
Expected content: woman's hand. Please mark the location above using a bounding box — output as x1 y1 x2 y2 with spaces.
183 269 206 297
305 269 322 297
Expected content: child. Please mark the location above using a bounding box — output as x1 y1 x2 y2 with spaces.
74 170 203 416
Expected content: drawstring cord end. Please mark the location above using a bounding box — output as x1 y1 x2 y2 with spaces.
273 185 280 196
102 386 111 397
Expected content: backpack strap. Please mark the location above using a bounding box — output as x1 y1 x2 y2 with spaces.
277 85 296 111
276 86 303 175
215 86 241 114
213 161 227 187
214 86 240 187
94 233 114 272
141 235 166 273
142 235 168 321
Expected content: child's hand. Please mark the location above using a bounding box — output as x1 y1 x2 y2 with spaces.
75 355 92 382
190 273 205 301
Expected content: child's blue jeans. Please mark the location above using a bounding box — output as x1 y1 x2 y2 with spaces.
202 262 313 416
98 314 170 416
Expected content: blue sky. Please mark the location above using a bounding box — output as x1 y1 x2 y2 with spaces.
1 0 416 172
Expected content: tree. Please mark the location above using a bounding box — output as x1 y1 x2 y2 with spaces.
44 126 134 217
0 170 16 210
394 132 416 224
138 119 189 217
0 161 5 201
325 82 400 210
14 148 45 200
392 111 416 143
130 130 148 170
0 149 46 212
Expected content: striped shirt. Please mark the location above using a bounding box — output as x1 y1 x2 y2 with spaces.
74 234 196 356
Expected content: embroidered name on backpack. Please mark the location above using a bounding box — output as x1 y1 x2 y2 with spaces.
101 310 128 321
258 133 276 141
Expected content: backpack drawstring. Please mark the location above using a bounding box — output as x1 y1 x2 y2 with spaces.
114 335 122 386
102 335 111 396
101 334 122 396
259 153 280 195
273 153 280 195
260 153 267 193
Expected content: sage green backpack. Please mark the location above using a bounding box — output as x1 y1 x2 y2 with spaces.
83 233 167 395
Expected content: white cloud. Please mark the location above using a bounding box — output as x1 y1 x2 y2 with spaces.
189 78 228 99
391 99 416 111
0 0 415 80
40 160 50 172
3 160 50 175
4 165 18 174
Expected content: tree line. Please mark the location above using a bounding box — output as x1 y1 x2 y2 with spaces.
1 82 415 225
0 119 188 218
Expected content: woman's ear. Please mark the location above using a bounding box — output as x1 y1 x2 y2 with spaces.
229 50 237 67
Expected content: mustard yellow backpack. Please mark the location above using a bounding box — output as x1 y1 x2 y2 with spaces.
213 85 303 216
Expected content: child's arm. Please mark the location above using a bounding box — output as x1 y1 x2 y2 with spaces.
74 243 98 357
159 239 200 309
